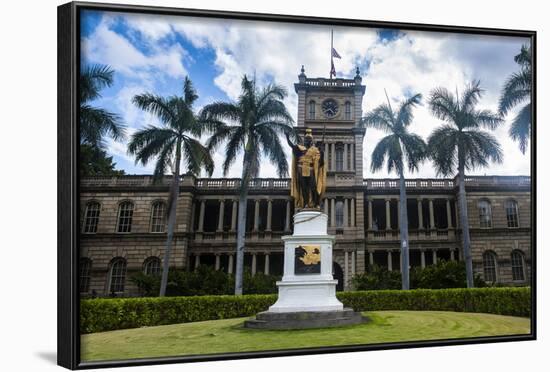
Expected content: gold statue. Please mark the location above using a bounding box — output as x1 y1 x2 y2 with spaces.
286 128 326 209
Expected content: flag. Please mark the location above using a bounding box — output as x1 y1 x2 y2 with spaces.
331 47 341 59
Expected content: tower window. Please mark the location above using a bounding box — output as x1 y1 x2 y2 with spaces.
345 101 352 120
335 143 344 171
308 100 316 120
335 200 344 227
144 257 162 276
478 200 492 228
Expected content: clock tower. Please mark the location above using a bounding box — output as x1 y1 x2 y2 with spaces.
294 66 367 287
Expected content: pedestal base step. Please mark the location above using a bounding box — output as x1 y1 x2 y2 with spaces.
244 308 366 330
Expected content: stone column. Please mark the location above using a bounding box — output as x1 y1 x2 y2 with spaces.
420 250 426 269
397 201 400 227
343 198 349 227
367 198 373 229
231 199 238 232
198 200 205 232
387 250 393 271
251 253 257 275
264 253 270 275
228 254 234 274
324 143 329 170
215 254 221 270
331 143 336 170
323 198 329 215
350 143 355 170
217 199 225 232
190 201 196 232
350 198 355 227
446 199 453 228
266 199 273 231
253 199 260 231
455 200 460 228
285 199 291 232
369 250 374 266
417 198 424 229
432 249 438 265
343 143 348 171
344 251 349 287
450 249 455 261
331 198 336 227
194 254 200 269
351 251 356 277
429 199 435 229
385 198 391 230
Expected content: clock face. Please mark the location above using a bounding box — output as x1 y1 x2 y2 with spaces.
322 99 339 118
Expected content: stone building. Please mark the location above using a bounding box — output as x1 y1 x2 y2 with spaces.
79 69 532 296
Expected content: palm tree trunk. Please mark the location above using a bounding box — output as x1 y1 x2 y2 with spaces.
398 169 410 290
458 161 474 288
159 146 181 297
234 161 249 296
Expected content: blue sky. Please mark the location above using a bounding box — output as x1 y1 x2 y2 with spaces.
80 9 531 178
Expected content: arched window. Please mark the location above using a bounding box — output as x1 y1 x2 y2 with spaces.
335 143 344 171
335 200 344 227
505 199 519 228
83 201 100 233
150 201 167 233
308 100 316 120
511 250 525 281
109 258 127 293
79 258 92 293
482 251 498 283
344 101 352 120
143 257 161 276
478 200 492 228
117 201 134 233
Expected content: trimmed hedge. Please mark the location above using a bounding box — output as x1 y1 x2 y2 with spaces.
81 287 530 333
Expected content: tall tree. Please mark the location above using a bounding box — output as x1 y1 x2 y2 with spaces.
427 81 503 287
200 75 295 295
80 144 125 177
129 76 214 297
362 92 426 290
498 44 532 154
80 64 126 148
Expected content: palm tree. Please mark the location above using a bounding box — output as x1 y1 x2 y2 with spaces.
427 81 503 288
128 76 214 297
200 75 295 295
80 64 126 148
362 92 427 290
498 44 532 154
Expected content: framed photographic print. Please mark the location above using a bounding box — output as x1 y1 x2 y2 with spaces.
57 1 536 369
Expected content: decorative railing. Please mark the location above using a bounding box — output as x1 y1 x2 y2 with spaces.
363 176 530 189
303 77 357 88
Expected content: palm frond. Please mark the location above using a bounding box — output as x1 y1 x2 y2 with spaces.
182 76 199 106
509 103 531 154
199 102 241 124
396 93 422 127
128 126 176 166
427 125 459 176
462 130 503 171
80 105 126 147
152 139 176 181
498 70 531 116
428 87 458 123
80 64 114 103
221 127 245 176
401 133 427 172
256 126 289 178
132 94 177 124
460 80 482 112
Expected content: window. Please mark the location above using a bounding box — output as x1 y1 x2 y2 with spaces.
308 100 316 119
109 258 127 293
79 258 92 293
335 200 344 227
335 143 344 171
150 201 167 233
344 101 352 120
83 202 100 233
143 257 161 276
482 251 498 283
511 250 525 281
117 201 134 233
478 200 492 228
505 200 519 228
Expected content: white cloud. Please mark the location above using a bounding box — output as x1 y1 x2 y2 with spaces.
92 11 530 179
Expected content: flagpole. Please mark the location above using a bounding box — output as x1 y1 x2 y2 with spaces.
330 29 333 79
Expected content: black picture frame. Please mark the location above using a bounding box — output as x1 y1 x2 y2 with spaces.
57 1 537 369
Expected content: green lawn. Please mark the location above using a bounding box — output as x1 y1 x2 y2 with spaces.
81 311 530 362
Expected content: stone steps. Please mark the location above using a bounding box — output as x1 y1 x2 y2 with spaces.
244 308 366 330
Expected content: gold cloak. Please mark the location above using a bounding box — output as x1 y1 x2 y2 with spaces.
290 144 327 208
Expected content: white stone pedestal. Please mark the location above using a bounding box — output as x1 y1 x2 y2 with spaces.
268 210 344 313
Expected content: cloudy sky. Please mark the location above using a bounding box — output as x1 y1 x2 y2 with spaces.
81 10 531 179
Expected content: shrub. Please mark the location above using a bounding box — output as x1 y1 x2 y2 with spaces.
129 266 280 297
352 261 486 291
81 287 531 333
